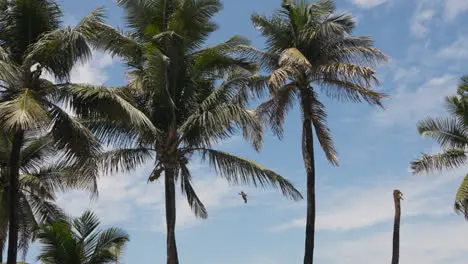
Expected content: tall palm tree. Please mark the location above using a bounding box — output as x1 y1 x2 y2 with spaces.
392 189 403 264
411 76 468 219
0 131 99 262
85 1 303 263
0 1 155 263
36 210 129 264
245 1 388 263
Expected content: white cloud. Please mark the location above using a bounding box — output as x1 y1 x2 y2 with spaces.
444 0 468 21
351 0 388 9
269 165 463 232
437 36 468 59
317 220 468 264
373 74 457 127
410 9 435 38
57 160 285 231
41 50 115 85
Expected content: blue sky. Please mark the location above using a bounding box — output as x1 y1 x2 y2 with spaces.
25 0 468 263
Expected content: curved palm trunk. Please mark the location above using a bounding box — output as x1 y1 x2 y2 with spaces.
300 89 316 264
392 190 402 264
7 131 24 264
165 167 179 264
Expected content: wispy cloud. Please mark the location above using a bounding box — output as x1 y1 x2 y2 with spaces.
317 219 468 264
351 0 389 9
269 164 463 232
374 74 456 127
410 8 435 38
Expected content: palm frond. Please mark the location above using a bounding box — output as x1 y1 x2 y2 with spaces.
98 148 154 175
87 227 129 263
0 89 50 132
180 164 208 219
455 174 468 219
417 117 468 149
258 83 298 138
197 148 303 200
59 84 159 136
308 90 338 165
411 149 467 174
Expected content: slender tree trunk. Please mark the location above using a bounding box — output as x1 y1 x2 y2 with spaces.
392 190 402 264
300 89 316 264
165 167 179 264
7 131 23 264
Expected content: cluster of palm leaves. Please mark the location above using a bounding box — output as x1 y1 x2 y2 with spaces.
0 0 391 263
411 76 468 219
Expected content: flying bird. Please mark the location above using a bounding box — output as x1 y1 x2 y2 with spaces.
239 191 247 204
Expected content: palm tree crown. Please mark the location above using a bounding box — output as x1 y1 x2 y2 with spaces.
36 210 129 264
411 76 468 218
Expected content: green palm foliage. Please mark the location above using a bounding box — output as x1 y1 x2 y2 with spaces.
245 0 387 263
86 0 303 263
411 76 468 219
0 132 97 262
36 210 129 264
0 1 154 263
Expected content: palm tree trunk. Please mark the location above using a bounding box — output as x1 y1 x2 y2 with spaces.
392 190 402 264
165 167 179 264
7 131 24 264
300 89 316 264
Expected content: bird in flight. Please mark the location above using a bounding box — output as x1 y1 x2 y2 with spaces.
239 191 247 204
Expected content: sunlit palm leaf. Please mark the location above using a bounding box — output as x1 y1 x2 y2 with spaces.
0 89 50 132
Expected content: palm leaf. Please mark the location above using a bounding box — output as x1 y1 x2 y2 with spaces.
417 117 468 149
455 174 468 219
411 149 467 174
0 89 50 132
180 164 208 219
98 148 154 175
197 148 303 200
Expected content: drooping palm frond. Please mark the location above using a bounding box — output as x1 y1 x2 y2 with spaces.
417 117 468 149
197 148 303 201
411 149 467 175
59 84 159 135
179 164 208 219
98 148 154 175
258 83 298 138
308 90 338 165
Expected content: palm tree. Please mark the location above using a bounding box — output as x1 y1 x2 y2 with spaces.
411 76 468 219
0 131 99 262
85 1 303 263
0 1 155 263
392 189 403 264
36 210 129 264
245 1 388 263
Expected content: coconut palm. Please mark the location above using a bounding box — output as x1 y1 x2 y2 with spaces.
0 131 99 262
245 1 388 263
411 76 468 219
85 1 303 263
36 210 129 264
0 1 155 263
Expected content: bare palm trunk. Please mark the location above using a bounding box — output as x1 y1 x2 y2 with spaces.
165 167 179 264
7 131 23 264
300 89 316 264
392 190 402 264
